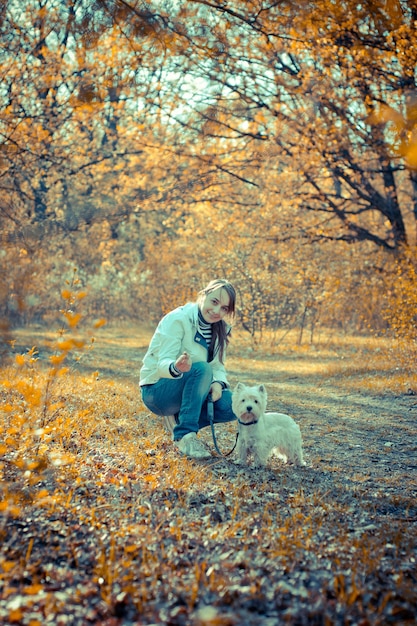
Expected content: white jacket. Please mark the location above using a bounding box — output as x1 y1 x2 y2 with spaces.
139 302 230 387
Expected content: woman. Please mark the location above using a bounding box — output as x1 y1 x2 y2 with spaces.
140 279 237 459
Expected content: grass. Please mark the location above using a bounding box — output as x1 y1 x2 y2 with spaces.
1 323 416 624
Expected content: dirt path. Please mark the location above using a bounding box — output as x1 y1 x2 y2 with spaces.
224 350 417 519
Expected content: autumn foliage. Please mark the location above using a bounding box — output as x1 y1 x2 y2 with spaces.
0 0 416 347
1 2 417 620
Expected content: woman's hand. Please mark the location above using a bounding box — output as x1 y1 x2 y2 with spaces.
210 382 223 402
175 351 192 373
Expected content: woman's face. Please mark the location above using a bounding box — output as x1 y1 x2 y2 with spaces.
200 287 231 324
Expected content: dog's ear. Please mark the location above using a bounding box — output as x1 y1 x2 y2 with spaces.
258 384 267 395
234 382 244 392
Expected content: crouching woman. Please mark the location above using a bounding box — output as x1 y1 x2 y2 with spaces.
140 279 237 459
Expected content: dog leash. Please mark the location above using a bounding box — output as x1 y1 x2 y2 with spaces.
207 393 238 457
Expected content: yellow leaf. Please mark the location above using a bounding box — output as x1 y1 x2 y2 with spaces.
93 318 107 329
0 560 16 573
406 142 417 169
50 354 66 366
36 489 49 499
64 312 82 328
15 382 42 406
8 608 23 622
61 289 72 300
0 502 20 516
24 584 44 595
49 401 64 412
57 339 76 351
15 354 25 366
124 545 138 553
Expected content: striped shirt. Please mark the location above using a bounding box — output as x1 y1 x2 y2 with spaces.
198 309 212 348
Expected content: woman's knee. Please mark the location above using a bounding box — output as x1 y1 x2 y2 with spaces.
183 361 212 397
192 361 212 374
190 361 212 383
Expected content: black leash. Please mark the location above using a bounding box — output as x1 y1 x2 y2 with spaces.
207 393 238 457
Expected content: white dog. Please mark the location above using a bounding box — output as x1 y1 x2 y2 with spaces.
232 382 306 467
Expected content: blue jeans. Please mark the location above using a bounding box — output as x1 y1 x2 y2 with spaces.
140 361 236 440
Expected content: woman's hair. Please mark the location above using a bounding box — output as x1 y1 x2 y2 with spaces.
198 279 236 363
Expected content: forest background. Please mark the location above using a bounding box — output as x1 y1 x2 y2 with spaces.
1 0 417 352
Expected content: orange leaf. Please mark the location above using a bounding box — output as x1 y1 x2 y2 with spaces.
50 354 66 366
93 318 107 329
0 560 16 573
36 489 49 499
406 142 417 169
24 584 44 595
64 312 82 328
57 339 76 351
8 609 23 622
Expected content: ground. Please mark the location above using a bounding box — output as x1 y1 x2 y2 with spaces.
1 325 416 625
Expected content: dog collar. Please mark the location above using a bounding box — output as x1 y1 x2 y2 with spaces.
238 418 258 426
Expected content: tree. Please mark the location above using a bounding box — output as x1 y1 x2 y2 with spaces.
173 0 417 250
2 0 416 338
4 0 417 252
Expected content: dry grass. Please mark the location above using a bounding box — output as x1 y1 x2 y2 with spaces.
1 324 416 625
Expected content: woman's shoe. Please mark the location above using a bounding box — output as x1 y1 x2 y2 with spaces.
175 432 211 459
